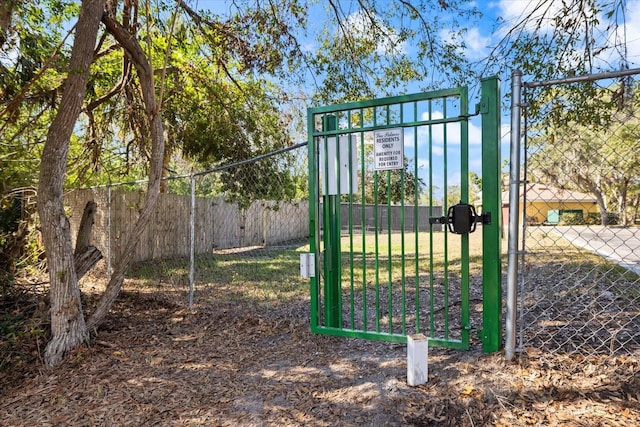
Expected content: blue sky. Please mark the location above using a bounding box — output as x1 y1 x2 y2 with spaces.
195 0 640 94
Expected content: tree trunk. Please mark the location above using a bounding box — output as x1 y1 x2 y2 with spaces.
74 201 102 279
74 200 98 255
74 247 102 279
617 178 629 226
38 0 106 368
632 193 640 225
0 0 15 45
87 12 165 330
160 146 171 193
595 191 608 226
584 180 608 226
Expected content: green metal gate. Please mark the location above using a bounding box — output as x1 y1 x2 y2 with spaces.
305 78 502 352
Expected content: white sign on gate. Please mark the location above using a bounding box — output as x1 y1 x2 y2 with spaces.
319 134 358 195
374 128 404 171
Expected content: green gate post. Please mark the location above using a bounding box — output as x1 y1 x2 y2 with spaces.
480 76 503 353
308 110 320 331
323 115 341 328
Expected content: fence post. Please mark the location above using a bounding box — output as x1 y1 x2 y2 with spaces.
323 114 342 328
480 75 503 353
506 70 523 360
189 173 195 311
107 184 112 278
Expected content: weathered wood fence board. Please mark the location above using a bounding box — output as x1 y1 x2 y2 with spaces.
65 189 309 263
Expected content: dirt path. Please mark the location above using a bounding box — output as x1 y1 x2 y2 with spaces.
1 285 639 426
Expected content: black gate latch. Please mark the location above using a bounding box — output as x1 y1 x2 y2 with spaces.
429 203 491 234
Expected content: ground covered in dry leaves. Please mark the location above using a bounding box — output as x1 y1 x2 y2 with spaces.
2 280 640 426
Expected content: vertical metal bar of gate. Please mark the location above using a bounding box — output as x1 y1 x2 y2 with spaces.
413 102 421 335
428 101 435 337
459 87 471 349
442 99 450 342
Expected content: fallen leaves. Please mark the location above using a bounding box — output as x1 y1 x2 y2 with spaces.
2 287 640 426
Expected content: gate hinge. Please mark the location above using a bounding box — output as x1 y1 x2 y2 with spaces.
300 253 315 278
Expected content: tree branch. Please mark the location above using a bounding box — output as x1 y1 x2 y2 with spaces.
101 11 157 117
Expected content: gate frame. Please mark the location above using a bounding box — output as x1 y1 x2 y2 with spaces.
308 77 502 352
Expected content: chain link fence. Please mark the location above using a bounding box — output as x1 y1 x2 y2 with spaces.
67 143 310 307
510 70 640 357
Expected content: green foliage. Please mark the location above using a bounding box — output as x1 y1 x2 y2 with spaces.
374 168 423 205
1 0 82 191
529 81 640 225
0 190 42 283
485 0 637 126
359 156 424 204
309 1 479 104
170 78 292 166
0 195 22 276
441 173 482 209
585 213 601 225
558 212 584 226
220 159 300 210
606 212 620 226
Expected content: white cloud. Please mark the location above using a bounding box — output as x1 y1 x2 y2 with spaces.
501 123 510 146
463 28 493 60
497 0 562 31
496 0 640 70
404 124 437 152
470 157 483 172
414 111 482 146
441 27 493 61
300 41 318 54
622 3 640 65
496 0 640 67
495 0 606 40
417 157 431 170
342 10 407 55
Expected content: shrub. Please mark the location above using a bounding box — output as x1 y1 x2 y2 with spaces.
606 212 619 225
558 212 584 225
585 213 600 225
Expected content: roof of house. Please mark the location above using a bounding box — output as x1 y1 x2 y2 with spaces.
501 183 597 204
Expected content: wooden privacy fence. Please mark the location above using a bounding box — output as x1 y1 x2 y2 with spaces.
320 203 443 233
66 188 309 264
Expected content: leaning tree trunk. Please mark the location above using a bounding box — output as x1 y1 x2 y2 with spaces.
38 0 106 368
87 11 165 330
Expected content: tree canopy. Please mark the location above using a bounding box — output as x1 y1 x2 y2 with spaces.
528 81 640 225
